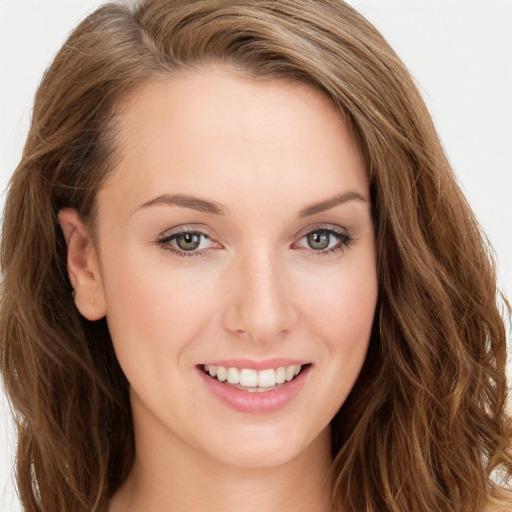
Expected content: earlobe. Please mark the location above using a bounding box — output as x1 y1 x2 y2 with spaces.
58 208 106 321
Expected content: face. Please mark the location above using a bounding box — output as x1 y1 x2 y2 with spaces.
67 67 377 469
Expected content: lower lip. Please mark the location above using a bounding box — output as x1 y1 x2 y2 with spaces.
197 365 311 413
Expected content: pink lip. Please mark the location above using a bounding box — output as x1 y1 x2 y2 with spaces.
201 358 308 370
197 364 311 414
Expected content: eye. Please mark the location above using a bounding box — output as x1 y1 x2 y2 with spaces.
157 229 219 256
174 232 203 251
294 227 352 255
306 231 331 251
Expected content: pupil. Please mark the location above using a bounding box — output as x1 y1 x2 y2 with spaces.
307 231 330 250
177 233 200 251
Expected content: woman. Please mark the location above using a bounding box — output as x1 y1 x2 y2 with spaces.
1 1 510 511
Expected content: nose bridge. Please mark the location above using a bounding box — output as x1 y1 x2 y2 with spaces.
223 243 296 341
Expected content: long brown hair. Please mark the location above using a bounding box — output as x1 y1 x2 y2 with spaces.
1 1 510 510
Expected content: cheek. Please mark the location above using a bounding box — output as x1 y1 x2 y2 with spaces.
278 262 377 431
298 258 378 349
100 248 222 371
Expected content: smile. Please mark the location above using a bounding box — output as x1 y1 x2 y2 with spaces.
203 364 304 392
198 361 312 413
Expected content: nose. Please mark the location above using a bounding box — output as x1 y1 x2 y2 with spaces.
222 245 297 343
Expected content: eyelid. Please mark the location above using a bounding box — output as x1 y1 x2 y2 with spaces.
157 223 214 239
293 223 350 241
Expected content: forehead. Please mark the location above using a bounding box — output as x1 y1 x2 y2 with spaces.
99 66 368 214
117 68 346 141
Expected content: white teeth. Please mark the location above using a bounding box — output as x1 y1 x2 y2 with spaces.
216 366 227 382
227 367 239 384
204 364 304 388
285 366 295 381
239 368 258 387
258 369 276 387
275 366 286 384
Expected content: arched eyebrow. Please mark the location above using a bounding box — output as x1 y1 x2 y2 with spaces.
299 192 367 217
134 194 228 215
135 191 366 217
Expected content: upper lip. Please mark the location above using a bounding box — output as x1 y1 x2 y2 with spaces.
199 358 310 371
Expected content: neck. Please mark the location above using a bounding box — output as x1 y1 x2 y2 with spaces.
109 404 335 512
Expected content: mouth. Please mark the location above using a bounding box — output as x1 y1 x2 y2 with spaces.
201 363 310 393
197 361 312 413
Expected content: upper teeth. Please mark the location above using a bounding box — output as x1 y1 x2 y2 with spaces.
204 364 302 388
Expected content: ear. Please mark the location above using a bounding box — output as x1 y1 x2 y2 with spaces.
58 208 106 321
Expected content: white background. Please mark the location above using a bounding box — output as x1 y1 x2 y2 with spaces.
1 1 511 510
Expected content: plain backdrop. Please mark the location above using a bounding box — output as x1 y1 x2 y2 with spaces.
1 1 511 510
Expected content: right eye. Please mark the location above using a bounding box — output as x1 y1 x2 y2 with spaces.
157 229 219 257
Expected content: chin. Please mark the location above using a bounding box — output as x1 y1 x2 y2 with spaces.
200 422 330 469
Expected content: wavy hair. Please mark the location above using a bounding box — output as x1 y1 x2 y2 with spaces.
1 1 510 510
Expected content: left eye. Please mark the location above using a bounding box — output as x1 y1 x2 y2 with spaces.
296 228 350 252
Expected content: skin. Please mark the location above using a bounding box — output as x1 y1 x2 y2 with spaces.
60 67 378 512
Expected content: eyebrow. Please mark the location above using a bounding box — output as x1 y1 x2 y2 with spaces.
299 191 368 217
135 194 228 215
135 191 367 217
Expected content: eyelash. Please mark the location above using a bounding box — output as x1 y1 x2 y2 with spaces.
156 226 353 258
